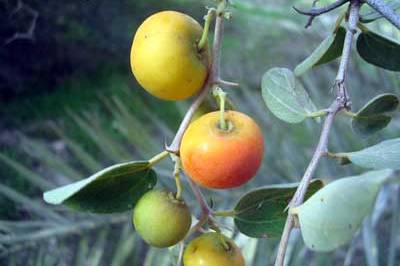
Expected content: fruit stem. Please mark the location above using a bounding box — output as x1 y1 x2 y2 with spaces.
307 109 329 118
213 87 228 130
148 150 169 166
198 8 215 51
341 109 357 117
186 214 209 238
172 155 183 200
213 210 236 217
216 231 230 251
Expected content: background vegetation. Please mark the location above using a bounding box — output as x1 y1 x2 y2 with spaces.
0 0 399 265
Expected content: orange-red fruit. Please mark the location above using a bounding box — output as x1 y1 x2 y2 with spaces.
180 111 264 189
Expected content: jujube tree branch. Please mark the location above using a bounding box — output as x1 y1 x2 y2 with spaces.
165 0 229 236
166 0 227 154
364 0 400 29
293 0 349 28
274 1 361 265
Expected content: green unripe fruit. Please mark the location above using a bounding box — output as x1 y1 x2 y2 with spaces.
133 189 192 248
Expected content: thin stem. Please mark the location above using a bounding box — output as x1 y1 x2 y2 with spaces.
186 213 209 238
166 84 211 153
293 0 350 27
214 87 228 130
327 151 346 159
175 175 183 200
217 232 230 250
213 210 236 217
211 3 225 80
198 8 215 51
274 1 360 265
187 177 211 215
364 0 400 30
218 79 239 87
166 0 227 154
293 0 349 16
148 150 169 166
177 241 185 266
336 0 360 85
342 110 357 117
306 109 329 118
172 155 183 200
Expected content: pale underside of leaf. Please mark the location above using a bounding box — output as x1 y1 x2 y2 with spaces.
294 169 393 252
262 68 316 123
340 138 400 170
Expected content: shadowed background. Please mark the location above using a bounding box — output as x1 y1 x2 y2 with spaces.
0 0 399 265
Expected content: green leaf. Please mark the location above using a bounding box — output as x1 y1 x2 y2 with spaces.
294 27 346 76
234 179 324 238
43 161 157 213
356 30 400 71
261 68 317 123
338 138 400 170
355 93 399 116
293 169 393 252
352 93 399 137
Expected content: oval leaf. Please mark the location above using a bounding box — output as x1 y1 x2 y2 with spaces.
356 93 399 116
339 138 400 170
357 30 400 71
293 169 393 252
43 161 157 213
352 115 391 138
234 179 324 238
352 93 399 137
295 27 346 76
261 68 317 123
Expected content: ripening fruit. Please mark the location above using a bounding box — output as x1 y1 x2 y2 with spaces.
180 110 264 189
130 11 209 101
133 189 191 248
183 232 245 266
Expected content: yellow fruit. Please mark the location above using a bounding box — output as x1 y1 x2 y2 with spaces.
130 11 209 100
133 189 192 248
183 232 245 266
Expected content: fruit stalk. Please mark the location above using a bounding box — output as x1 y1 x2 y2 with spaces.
274 1 360 265
213 87 228 130
172 155 183 200
148 150 169 166
198 8 215 51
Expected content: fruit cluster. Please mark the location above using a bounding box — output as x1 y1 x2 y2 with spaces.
130 9 264 266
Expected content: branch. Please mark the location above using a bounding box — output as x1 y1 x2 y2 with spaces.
187 177 211 215
166 2 226 154
364 0 400 30
274 1 361 265
293 0 349 28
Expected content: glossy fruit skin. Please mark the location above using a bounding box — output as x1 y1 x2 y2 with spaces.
130 11 209 101
180 111 264 189
133 189 191 248
183 232 244 266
